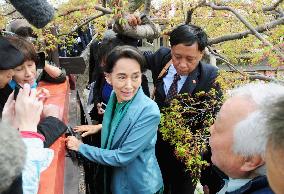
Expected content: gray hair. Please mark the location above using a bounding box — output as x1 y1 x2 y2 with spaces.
0 122 26 193
229 83 284 157
229 83 284 175
265 96 284 149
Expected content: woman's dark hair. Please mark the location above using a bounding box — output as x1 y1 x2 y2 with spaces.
169 24 208 51
104 45 145 73
90 36 132 82
5 35 38 65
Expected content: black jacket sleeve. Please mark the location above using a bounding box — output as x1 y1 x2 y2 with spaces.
37 116 67 147
38 68 67 83
143 47 172 84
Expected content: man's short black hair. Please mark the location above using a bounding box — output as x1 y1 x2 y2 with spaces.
169 24 208 51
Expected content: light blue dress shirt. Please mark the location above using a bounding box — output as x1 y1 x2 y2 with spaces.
163 64 188 95
217 178 251 194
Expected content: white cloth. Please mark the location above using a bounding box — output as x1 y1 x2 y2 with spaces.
22 138 54 194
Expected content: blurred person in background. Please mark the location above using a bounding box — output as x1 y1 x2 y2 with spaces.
264 96 284 194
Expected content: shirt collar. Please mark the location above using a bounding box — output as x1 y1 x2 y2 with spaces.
226 178 251 192
8 79 37 90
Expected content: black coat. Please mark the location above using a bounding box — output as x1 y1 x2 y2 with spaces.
227 176 274 194
144 47 222 194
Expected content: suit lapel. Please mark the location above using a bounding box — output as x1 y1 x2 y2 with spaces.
155 78 166 99
111 117 132 149
179 65 200 95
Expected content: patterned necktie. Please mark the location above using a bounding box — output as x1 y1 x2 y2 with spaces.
166 73 181 102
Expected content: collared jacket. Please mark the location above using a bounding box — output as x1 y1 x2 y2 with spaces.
227 176 274 194
78 88 163 194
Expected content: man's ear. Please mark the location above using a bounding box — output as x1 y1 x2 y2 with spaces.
240 155 265 172
199 50 205 60
105 73 112 85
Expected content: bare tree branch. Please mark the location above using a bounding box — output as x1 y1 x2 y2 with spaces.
263 0 283 12
207 46 246 76
128 0 144 13
58 13 105 36
247 72 284 84
102 0 107 7
185 9 194 25
208 47 284 83
2 9 16 16
208 16 284 45
185 0 205 24
143 0 151 15
113 14 160 40
58 5 112 17
203 2 274 47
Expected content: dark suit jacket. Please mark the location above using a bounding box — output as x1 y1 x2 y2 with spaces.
144 47 219 103
144 47 222 194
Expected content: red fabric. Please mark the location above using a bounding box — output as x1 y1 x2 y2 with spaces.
20 131 45 141
37 79 69 194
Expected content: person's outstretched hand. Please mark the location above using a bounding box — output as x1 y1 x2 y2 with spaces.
36 87 50 102
97 102 105 115
2 91 16 127
74 124 102 137
15 83 43 132
126 13 141 26
66 136 82 151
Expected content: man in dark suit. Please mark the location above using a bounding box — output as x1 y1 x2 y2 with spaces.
144 24 221 194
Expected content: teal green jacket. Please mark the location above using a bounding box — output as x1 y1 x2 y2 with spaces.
79 87 163 194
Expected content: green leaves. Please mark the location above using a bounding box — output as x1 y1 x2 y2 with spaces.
160 89 222 184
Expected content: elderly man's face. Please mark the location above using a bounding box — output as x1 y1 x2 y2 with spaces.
209 96 255 178
265 142 284 194
0 69 14 89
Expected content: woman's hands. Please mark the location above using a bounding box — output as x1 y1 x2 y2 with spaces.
36 87 50 101
2 91 16 127
73 124 102 137
44 63 63 78
66 136 82 151
66 124 102 151
97 102 105 115
15 84 43 132
2 83 43 131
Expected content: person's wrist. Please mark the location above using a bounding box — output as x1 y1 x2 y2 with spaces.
20 131 45 141
78 141 84 151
